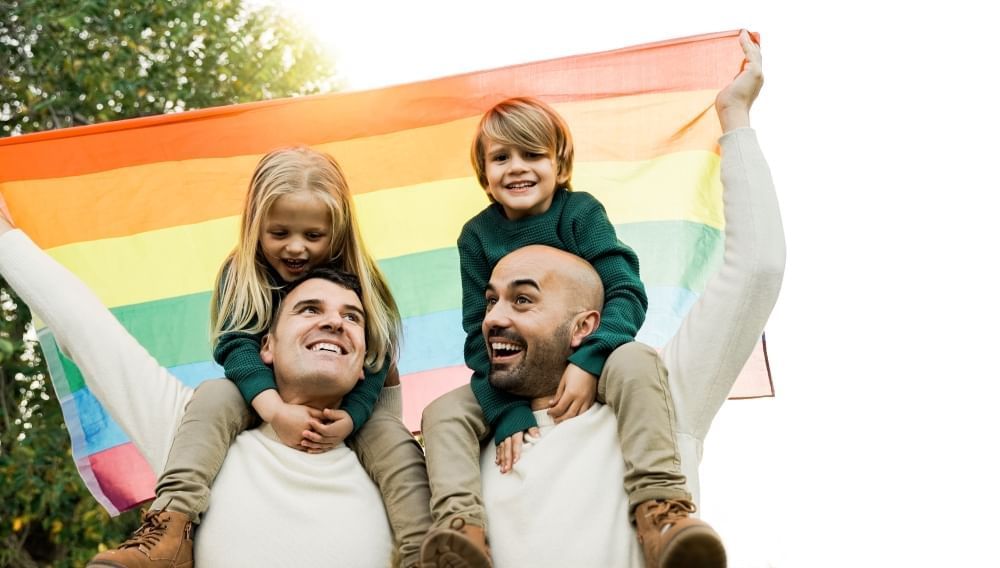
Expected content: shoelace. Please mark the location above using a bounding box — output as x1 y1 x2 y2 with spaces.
119 511 168 550
645 499 697 528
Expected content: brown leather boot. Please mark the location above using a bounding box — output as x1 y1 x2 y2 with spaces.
420 517 492 568
634 499 726 568
87 510 193 568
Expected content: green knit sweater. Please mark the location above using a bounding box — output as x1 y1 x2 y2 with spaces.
458 188 647 444
213 261 387 434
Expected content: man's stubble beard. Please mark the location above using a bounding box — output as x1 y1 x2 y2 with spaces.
488 320 573 399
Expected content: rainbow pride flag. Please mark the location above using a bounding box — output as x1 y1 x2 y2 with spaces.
0 30 773 515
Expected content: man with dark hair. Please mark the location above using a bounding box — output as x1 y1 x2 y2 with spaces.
0 216 400 566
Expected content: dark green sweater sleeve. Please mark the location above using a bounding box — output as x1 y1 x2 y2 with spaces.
213 260 279 405
214 329 277 406
458 226 537 445
563 196 647 377
339 359 389 433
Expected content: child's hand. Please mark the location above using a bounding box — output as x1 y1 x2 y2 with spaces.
269 401 326 451
495 427 542 474
716 30 763 132
301 409 354 454
547 363 597 423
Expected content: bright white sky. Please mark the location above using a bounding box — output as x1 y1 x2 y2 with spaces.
270 1 999 566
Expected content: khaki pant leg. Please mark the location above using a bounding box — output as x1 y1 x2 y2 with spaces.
150 379 251 522
348 385 432 568
598 342 691 510
421 385 490 530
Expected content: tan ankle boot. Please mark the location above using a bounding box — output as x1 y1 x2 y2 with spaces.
634 499 726 568
420 517 492 568
87 510 193 568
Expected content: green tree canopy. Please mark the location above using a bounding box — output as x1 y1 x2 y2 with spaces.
0 1 335 565
1 0 336 134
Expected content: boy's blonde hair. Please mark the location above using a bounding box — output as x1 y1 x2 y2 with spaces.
211 147 401 372
471 97 575 196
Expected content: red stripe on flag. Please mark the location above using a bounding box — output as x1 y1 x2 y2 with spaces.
89 443 156 512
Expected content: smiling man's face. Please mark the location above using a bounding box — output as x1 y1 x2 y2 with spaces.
481 249 580 400
260 277 366 408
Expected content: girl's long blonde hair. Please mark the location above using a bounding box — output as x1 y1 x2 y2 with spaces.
211 147 401 371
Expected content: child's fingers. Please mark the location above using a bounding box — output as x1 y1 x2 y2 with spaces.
511 432 525 466
299 439 326 451
526 426 542 442
323 408 349 422
554 399 580 423
498 438 513 473
304 443 337 454
550 378 566 408
548 393 573 419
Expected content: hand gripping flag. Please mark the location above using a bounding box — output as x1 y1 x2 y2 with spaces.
0 30 773 514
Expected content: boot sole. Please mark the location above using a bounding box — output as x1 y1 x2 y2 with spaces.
420 529 492 568
660 526 727 568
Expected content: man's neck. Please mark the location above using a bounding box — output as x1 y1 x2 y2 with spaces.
282 392 343 411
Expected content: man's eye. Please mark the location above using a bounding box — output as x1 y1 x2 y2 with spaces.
484 296 498 309
514 295 531 305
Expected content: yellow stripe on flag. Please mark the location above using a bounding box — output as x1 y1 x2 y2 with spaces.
42 150 722 308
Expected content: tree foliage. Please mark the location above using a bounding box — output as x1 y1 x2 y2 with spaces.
1 0 336 135
0 1 335 565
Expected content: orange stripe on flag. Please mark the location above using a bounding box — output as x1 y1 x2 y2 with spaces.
0 31 745 182
3 91 722 249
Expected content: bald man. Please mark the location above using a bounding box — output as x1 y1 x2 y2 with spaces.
423 127 783 568
420 34 783 568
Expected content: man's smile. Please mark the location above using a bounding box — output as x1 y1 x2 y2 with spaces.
488 331 525 364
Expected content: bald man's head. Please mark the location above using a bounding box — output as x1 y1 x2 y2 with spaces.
482 246 603 405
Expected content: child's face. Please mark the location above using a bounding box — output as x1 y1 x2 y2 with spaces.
483 140 559 221
260 191 333 282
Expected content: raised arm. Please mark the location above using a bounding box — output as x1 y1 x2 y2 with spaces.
663 30 785 462
0 224 192 473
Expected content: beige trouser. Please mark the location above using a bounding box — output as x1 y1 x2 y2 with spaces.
153 379 431 566
422 341 689 530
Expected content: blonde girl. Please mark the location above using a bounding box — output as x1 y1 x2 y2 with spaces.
88 147 431 568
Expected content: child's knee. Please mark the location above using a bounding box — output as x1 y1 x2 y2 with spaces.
602 342 666 393
421 386 480 435
188 379 249 429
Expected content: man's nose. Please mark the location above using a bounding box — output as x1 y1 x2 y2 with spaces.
482 302 512 329
318 311 344 331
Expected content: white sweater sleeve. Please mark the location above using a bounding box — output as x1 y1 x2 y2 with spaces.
0 229 191 472
663 128 786 492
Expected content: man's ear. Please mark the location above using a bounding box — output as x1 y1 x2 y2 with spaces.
569 310 601 348
260 334 275 365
